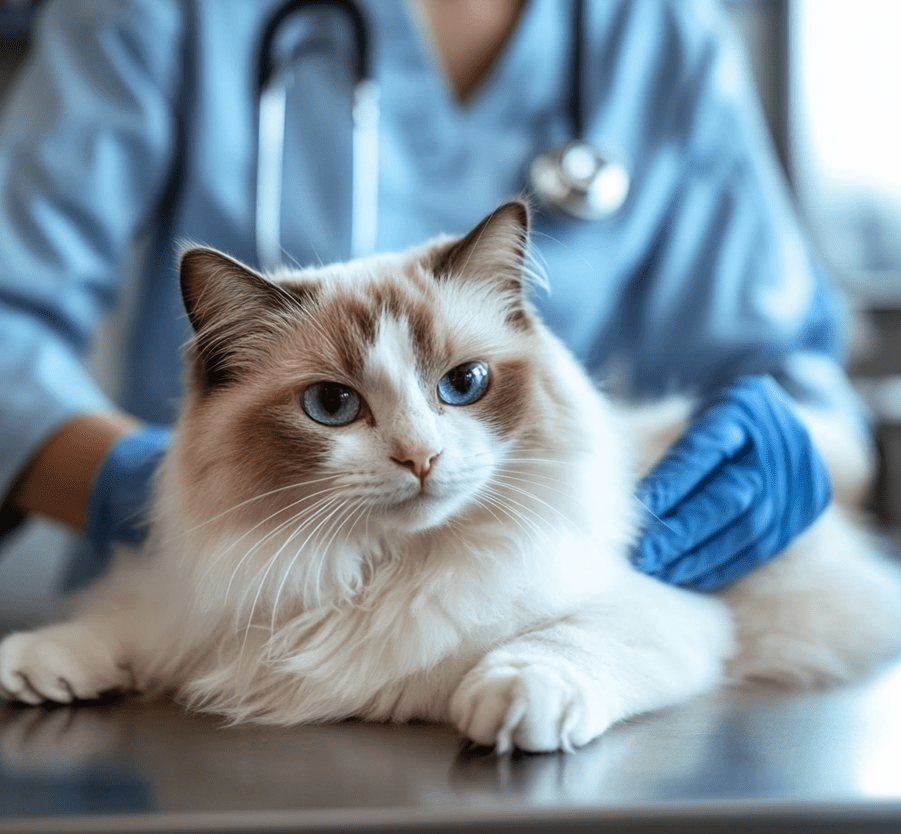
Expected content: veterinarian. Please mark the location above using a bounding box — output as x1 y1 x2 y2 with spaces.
0 0 866 594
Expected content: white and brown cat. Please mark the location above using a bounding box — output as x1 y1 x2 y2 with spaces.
2 201 900 752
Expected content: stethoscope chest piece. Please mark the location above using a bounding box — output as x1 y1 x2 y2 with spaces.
529 140 630 221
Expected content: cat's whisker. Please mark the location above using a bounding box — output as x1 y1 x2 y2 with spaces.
362 499 376 542
631 493 677 534
267 495 365 643
319 497 365 558
442 522 478 554
477 487 546 548
295 303 339 351
252 491 356 625
158 474 342 546
243 491 349 587
446 500 505 549
317 490 374 593
501 455 594 472
482 480 551 519
529 227 595 272
226 518 312 622
214 485 343 560
306 498 372 610
221 490 347 605
491 477 573 523
203 485 346 592
294 503 350 608
494 466 571 492
239 493 352 665
476 496 541 552
273 246 305 271
497 455 566 465
464 449 571 472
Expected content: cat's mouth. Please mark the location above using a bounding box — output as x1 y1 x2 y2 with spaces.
387 470 496 533
380 479 466 529
391 483 442 510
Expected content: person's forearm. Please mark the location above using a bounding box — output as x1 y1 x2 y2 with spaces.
7 412 140 532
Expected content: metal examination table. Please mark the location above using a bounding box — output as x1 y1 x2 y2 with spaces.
2 622 901 834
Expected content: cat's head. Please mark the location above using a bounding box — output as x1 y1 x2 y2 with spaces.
175 201 563 549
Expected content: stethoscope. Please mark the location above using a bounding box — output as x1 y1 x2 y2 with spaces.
255 0 631 270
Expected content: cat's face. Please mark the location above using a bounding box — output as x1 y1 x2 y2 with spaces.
176 202 548 541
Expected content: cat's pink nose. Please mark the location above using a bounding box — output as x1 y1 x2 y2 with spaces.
391 446 440 482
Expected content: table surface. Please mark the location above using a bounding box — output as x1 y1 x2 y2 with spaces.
2 630 901 834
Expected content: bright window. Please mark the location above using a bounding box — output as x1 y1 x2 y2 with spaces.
792 0 901 304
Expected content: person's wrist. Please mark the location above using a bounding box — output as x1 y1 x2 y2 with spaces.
8 413 140 531
85 424 172 551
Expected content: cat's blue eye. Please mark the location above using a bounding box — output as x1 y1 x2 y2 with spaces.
437 362 490 406
302 382 362 426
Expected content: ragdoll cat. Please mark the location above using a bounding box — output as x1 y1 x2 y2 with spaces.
2 201 901 752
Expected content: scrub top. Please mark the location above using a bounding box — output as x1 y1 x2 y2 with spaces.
0 0 863 531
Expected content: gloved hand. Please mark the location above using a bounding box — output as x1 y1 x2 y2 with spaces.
86 424 172 555
633 376 832 591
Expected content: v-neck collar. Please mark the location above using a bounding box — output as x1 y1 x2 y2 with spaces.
397 0 535 111
378 0 555 121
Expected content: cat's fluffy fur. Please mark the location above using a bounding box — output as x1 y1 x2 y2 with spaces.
2 202 901 752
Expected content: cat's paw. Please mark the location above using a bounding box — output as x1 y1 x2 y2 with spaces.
449 655 610 753
0 628 132 705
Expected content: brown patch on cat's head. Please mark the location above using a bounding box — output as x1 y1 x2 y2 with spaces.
232 385 332 503
179 376 336 531
305 267 445 384
478 358 532 436
309 292 378 379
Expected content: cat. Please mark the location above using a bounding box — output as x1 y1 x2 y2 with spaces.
2 200 901 753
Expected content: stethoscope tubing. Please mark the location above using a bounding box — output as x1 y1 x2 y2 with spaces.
256 0 379 270
254 0 629 269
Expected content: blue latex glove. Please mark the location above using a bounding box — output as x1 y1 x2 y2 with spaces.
85 424 172 556
633 376 832 591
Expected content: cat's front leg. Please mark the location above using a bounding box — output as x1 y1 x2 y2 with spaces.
449 576 733 752
0 557 163 705
0 622 134 704
449 645 611 752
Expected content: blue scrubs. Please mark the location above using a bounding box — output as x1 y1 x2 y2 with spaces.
0 0 863 528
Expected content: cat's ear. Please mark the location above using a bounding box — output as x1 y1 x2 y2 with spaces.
179 247 307 389
431 200 532 323
433 200 529 282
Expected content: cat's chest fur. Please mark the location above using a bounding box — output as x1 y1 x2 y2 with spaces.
206 522 625 722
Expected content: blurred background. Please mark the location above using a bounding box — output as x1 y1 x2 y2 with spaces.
1 0 900 618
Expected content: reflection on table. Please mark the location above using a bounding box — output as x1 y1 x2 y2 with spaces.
2 651 901 832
